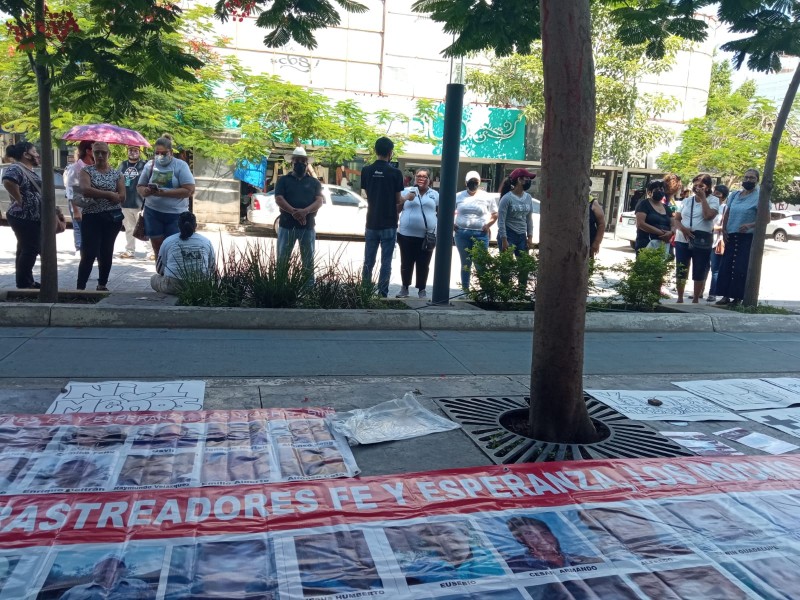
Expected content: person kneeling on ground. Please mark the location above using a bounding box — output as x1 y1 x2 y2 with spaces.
150 212 215 295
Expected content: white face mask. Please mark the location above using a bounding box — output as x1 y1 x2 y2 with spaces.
156 154 172 167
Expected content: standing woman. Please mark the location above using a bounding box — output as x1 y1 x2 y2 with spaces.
706 184 729 302
76 142 125 291
497 168 536 255
136 135 195 260
2 142 42 288
396 168 439 298
715 169 760 306
454 171 497 291
634 189 673 255
673 173 719 303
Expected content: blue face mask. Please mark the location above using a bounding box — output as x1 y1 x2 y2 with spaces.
156 154 172 167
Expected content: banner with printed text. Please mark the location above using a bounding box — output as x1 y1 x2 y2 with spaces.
2 452 800 598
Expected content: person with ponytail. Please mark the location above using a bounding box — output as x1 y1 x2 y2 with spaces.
2 141 43 288
497 168 536 256
150 211 215 295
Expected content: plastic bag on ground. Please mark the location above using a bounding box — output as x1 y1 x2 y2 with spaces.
328 392 460 445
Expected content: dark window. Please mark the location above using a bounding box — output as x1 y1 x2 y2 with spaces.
329 187 360 207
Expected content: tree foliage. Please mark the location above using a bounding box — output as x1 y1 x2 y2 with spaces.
658 60 800 202
465 4 679 166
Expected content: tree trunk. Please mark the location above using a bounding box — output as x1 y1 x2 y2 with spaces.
34 0 58 302
743 62 800 308
529 0 599 443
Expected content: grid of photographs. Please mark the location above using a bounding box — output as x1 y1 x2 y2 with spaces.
0 409 359 495
2 489 800 599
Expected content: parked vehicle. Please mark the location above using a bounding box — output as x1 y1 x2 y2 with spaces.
247 184 368 236
0 164 69 222
767 210 800 242
487 192 542 245
616 211 638 248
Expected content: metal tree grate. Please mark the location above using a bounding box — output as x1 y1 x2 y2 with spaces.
434 395 694 464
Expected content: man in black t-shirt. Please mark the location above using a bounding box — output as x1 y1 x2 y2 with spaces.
275 147 324 279
361 137 404 297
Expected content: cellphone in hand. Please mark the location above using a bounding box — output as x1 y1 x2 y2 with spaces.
147 183 159 191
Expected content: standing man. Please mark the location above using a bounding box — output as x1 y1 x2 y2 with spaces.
361 137 404 297
118 146 152 259
275 147 323 280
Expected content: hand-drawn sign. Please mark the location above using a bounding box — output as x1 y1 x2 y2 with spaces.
47 381 206 414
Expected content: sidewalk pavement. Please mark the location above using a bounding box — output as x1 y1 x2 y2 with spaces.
0 326 798 476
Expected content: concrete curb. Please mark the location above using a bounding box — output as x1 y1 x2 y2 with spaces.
0 303 52 327
48 305 421 330
0 303 795 333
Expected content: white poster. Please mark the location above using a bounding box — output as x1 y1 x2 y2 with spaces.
716 426 800 454
740 408 800 442
673 379 800 412
586 390 745 421
47 381 206 414
763 378 800 396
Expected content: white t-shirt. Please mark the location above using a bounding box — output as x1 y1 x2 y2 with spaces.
675 194 720 243
158 232 215 280
398 187 439 238
455 190 498 230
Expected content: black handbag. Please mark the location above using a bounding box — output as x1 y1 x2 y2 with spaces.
687 199 713 250
419 193 436 251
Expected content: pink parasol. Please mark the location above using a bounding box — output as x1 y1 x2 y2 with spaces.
62 123 151 147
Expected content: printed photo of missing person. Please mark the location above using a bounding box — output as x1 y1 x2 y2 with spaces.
653 497 777 552
293 529 382 597
132 423 203 450
567 504 693 561
0 555 21 593
479 513 602 574
115 452 195 488
526 575 641 600
165 539 277 599
201 450 271 485
385 520 505 585
56 425 127 451
25 454 115 491
0 456 30 492
205 422 260 449
439 589 527 599
629 565 750 599
0 425 56 452
277 446 347 480
35 546 163 600
722 555 800 598
736 492 800 538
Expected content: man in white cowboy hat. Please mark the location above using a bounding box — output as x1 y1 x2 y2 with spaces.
275 147 324 279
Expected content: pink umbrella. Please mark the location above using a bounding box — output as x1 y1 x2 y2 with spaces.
62 123 151 147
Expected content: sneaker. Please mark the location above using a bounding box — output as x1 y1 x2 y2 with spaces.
706 295 717 302
119 251 135 259
395 286 409 298
715 298 731 306
418 289 427 298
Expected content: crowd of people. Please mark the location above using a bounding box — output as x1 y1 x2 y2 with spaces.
2 136 212 295
3 133 764 305
633 168 761 305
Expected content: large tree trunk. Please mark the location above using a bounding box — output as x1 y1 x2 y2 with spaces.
34 0 58 302
744 62 800 307
529 0 598 443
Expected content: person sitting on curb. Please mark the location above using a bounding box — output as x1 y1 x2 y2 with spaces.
150 211 215 295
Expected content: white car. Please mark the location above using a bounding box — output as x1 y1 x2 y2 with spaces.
616 211 638 248
767 210 800 242
247 184 368 236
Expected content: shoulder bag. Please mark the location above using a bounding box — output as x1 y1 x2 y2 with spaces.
132 162 153 241
419 192 436 251
687 198 713 250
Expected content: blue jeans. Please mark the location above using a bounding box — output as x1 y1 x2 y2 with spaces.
709 249 723 296
143 206 181 240
363 227 396 297
277 226 316 282
501 229 528 256
455 228 488 290
67 201 81 251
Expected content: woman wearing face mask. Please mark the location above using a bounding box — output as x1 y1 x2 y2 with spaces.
714 169 760 307
706 184 729 302
454 171 498 291
497 168 536 255
77 142 125 291
396 168 439 298
673 173 719 303
2 142 43 288
136 135 196 260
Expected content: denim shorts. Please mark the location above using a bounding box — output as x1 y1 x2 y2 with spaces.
144 206 181 239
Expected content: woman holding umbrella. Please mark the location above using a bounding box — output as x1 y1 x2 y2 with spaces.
76 142 125 291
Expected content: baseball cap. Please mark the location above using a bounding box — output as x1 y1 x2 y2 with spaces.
465 170 481 184
510 168 536 180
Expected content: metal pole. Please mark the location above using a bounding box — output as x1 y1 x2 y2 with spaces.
431 83 464 305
